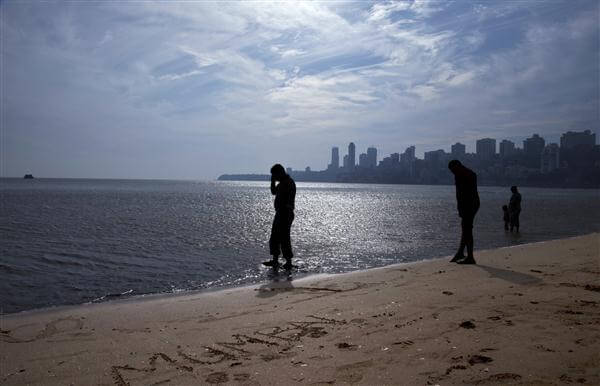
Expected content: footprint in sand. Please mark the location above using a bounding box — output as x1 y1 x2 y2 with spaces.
392 340 414 348
336 342 358 350
475 373 522 383
206 371 229 384
468 354 493 365
445 364 467 375
335 360 373 383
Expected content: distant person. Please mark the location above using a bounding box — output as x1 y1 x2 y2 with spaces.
263 164 296 269
448 160 480 264
502 205 510 231
509 185 521 232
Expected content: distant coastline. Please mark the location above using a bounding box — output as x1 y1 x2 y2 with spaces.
217 170 600 189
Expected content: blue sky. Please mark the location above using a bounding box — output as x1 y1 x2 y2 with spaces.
2 0 598 179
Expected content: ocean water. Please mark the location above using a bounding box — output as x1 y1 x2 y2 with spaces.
1 178 598 314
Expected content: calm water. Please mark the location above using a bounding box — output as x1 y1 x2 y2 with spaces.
1 178 598 313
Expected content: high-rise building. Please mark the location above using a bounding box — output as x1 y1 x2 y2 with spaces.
401 146 416 162
476 138 496 160
523 134 545 156
330 147 339 170
451 142 466 158
348 142 356 170
560 130 596 149
400 146 416 175
424 149 446 166
358 153 368 168
367 147 377 168
390 153 400 163
499 140 516 158
541 143 560 173
343 154 349 169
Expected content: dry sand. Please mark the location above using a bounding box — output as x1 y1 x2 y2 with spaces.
1 234 599 385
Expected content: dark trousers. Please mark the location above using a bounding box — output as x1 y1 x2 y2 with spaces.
510 210 520 231
269 210 294 260
458 210 477 257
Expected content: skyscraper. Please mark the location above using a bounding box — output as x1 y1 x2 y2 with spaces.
499 140 516 158
560 130 596 149
402 146 416 161
330 147 339 170
451 142 466 158
358 153 368 168
367 147 377 168
400 146 416 175
541 143 560 173
476 138 496 160
523 134 545 156
348 142 356 170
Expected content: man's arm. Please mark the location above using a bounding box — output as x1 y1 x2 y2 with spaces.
270 175 277 195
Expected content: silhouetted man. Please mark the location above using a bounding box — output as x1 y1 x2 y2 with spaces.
509 185 521 232
263 164 296 269
448 160 480 264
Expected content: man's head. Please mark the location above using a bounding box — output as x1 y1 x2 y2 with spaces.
448 159 462 174
270 164 286 180
511 185 518 193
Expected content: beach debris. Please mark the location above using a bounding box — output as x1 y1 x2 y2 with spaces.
442 291 454 295
459 320 476 329
468 354 493 365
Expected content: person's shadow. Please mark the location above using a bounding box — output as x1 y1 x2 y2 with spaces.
256 268 295 298
476 265 542 285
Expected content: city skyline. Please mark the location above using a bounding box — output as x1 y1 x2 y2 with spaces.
288 130 596 172
2 1 599 179
219 129 598 188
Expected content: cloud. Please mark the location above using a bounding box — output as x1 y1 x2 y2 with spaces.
1 0 597 178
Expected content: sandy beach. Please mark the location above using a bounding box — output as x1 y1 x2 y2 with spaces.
1 234 599 385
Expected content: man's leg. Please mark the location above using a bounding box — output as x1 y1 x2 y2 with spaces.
515 211 520 232
281 211 294 268
451 216 467 262
265 215 281 266
458 214 476 264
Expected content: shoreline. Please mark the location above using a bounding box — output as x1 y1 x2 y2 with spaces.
1 233 599 385
3 176 600 190
3 233 595 319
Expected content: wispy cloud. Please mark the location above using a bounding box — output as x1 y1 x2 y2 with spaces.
1 0 597 178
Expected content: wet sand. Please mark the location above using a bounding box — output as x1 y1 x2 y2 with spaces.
1 233 599 385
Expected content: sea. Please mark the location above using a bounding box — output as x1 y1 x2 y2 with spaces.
1 178 598 314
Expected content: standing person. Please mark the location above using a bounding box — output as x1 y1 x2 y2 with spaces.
509 185 521 233
448 160 480 264
263 164 296 269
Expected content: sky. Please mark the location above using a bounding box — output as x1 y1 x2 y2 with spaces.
1 0 598 179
